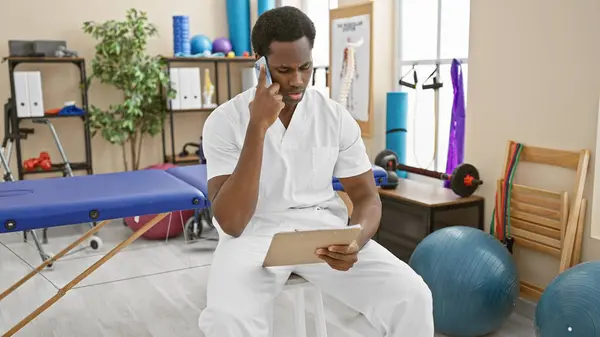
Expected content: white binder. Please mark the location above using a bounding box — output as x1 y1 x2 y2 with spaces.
168 68 181 110
27 71 44 117
13 72 31 118
178 67 193 110
188 67 202 109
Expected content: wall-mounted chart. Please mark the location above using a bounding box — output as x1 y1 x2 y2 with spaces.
329 2 374 137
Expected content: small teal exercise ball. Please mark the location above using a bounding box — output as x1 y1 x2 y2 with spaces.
191 35 212 55
409 226 519 337
535 261 600 337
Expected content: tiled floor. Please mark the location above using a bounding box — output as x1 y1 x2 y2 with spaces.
0 221 536 336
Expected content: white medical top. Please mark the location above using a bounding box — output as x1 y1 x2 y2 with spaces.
202 87 372 235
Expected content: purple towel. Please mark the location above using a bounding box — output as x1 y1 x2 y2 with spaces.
444 59 466 188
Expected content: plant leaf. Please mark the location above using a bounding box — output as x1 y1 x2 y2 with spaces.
83 8 172 170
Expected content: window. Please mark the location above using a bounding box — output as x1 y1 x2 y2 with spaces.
396 0 470 177
301 0 338 94
273 1 334 94
302 0 331 67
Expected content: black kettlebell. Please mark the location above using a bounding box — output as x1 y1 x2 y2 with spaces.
375 149 400 190
382 170 399 189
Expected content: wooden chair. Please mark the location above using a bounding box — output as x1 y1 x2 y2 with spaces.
496 141 590 300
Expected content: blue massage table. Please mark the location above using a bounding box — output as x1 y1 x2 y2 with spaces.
0 164 386 336
167 164 388 240
165 164 389 201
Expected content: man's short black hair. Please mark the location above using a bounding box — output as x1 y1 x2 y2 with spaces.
251 6 316 57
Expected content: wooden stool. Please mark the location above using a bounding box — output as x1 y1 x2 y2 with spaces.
276 273 328 337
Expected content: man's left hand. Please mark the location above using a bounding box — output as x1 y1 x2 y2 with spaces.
316 241 359 271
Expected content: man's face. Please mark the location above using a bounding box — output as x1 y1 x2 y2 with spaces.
263 37 313 105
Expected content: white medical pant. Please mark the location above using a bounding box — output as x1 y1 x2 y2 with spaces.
198 210 434 337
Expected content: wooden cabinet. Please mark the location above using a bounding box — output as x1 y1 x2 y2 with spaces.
375 179 485 262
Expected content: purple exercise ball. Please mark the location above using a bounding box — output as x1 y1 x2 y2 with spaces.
213 38 233 54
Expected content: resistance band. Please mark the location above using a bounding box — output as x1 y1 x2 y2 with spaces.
490 142 523 253
492 142 521 239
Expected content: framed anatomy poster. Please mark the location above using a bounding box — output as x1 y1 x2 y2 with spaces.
329 1 374 137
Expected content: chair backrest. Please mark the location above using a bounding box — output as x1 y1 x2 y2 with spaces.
498 178 568 258
496 140 590 300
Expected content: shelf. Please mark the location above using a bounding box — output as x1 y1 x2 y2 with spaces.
166 154 200 165
22 162 89 176
163 56 255 63
4 57 93 180
19 114 86 120
161 54 249 166
3 56 85 65
170 108 215 114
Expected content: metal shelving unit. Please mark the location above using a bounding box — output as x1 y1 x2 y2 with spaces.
160 56 255 165
3 57 93 180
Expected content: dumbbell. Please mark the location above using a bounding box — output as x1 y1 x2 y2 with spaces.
375 149 483 197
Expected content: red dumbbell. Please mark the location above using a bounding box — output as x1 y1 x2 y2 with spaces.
23 158 40 171
38 152 52 170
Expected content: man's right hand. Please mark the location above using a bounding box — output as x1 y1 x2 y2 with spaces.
249 64 284 130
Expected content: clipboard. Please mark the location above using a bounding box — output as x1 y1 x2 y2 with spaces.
262 225 362 267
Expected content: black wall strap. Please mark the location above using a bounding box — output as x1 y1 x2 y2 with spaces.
386 128 407 134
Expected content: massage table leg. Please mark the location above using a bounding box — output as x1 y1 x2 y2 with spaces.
0 212 169 337
24 225 101 261
0 219 112 302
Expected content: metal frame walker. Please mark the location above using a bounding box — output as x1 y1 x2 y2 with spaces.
1 118 102 268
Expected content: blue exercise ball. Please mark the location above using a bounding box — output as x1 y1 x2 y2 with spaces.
191 35 212 55
409 226 519 337
535 261 600 337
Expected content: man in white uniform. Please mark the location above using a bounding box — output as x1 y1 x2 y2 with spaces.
198 6 434 337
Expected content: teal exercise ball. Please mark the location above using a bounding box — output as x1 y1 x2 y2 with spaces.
535 261 600 337
409 226 519 337
191 35 212 54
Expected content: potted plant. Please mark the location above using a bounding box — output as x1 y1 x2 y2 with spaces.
83 8 175 171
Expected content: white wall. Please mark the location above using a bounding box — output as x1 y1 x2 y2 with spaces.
466 0 600 286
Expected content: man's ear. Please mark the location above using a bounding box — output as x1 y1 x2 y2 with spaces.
255 54 261 60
